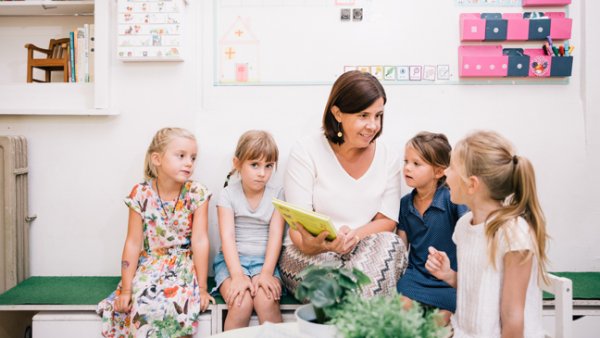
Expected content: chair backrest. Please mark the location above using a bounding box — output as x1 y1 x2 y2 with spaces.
542 273 573 338
49 38 70 59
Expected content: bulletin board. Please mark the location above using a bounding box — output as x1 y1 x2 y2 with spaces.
213 0 572 86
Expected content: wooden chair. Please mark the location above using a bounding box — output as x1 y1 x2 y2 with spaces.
543 273 573 338
24 38 70 83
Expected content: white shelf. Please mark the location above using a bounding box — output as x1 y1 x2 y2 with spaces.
0 0 111 115
0 1 94 16
0 83 115 115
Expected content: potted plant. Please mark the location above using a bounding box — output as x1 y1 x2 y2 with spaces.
293 265 371 337
330 294 450 338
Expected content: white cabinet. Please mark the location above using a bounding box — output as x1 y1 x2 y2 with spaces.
0 1 112 115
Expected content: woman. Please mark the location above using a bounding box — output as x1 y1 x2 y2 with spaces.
279 70 407 297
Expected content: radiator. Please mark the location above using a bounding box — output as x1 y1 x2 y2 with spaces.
0 136 32 293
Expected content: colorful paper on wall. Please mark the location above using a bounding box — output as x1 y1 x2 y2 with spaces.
117 0 185 61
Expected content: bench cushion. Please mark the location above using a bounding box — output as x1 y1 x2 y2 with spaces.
0 276 300 306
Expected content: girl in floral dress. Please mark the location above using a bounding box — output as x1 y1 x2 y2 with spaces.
97 127 214 338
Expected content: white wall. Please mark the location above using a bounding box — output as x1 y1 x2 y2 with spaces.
0 1 598 276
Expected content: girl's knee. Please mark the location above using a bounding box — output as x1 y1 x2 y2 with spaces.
228 291 254 315
253 288 279 310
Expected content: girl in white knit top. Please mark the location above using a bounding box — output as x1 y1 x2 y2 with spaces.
425 131 549 338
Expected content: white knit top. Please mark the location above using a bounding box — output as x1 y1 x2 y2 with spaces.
452 212 544 338
283 133 401 246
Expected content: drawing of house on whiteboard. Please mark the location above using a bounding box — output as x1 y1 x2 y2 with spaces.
219 17 260 83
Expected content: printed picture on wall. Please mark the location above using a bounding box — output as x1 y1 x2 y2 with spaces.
117 0 185 61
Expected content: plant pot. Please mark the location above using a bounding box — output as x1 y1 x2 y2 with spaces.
294 304 341 338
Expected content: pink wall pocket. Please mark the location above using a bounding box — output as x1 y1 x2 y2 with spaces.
522 0 571 7
459 45 573 78
458 45 508 77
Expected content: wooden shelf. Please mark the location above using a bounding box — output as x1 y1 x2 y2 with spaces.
0 1 93 17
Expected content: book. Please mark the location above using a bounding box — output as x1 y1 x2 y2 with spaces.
87 23 94 82
68 31 75 82
272 198 337 240
75 26 86 82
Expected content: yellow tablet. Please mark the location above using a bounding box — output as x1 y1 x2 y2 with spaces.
272 198 337 241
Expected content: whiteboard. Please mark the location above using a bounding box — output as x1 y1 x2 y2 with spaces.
212 0 550 86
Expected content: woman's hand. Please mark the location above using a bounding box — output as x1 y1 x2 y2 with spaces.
294 223 345 255
199 288 216 312
226 275 253 307
252 273 282 301
114 291 132 313
425 246 457 288
338 226 360 255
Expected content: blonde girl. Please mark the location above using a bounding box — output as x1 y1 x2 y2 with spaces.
97 127 214 338
396 132 468 324
426 130 548 338
213 130 285 330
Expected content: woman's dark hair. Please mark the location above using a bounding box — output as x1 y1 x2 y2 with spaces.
322 71 387 145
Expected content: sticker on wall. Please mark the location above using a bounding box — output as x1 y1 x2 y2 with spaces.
437 65 451 80
117 0 186 61
423 66 437 81
218 16 260 83
397 66 409 80
409 66 423 81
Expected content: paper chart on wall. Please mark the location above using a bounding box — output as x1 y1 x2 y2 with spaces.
117 0 185 61
213 0 569 86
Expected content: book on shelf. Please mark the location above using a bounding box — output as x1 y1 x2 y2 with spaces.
67 24 94 83
68 31 75 82
272 198 337 240
87 23 94 82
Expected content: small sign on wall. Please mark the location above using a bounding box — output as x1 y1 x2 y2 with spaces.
117 0 185 61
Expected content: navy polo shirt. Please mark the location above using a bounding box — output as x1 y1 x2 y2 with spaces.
396 185 468 312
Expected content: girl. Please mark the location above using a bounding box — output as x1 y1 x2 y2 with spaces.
97 127 215 338
213 130 285 330
396 132 468 324
426 130 548 338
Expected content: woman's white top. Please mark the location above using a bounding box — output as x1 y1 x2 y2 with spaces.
452 212 544 338
283 133 401 246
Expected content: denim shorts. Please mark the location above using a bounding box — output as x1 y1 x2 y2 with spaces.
211 251 282 294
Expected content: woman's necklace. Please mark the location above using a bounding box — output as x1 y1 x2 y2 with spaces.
155 180 181 220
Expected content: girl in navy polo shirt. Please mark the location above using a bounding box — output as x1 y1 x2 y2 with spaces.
396 131 468 325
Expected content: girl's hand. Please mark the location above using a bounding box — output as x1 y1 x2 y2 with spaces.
252 273 282 301
199 288 215 312
114 292 132 313
425 246 453 284
295 222 345 255
226 275 253 307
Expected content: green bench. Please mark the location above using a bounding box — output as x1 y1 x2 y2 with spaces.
0 276 302 336
0 273 597 337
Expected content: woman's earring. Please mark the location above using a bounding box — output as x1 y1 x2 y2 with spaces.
337 122 343 138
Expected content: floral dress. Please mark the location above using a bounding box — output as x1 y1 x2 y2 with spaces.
97 180 211 338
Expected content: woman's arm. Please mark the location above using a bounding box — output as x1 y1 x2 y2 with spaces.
500 250 533 338
285 141 347 255
115 209 143 312
191 197 215 311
